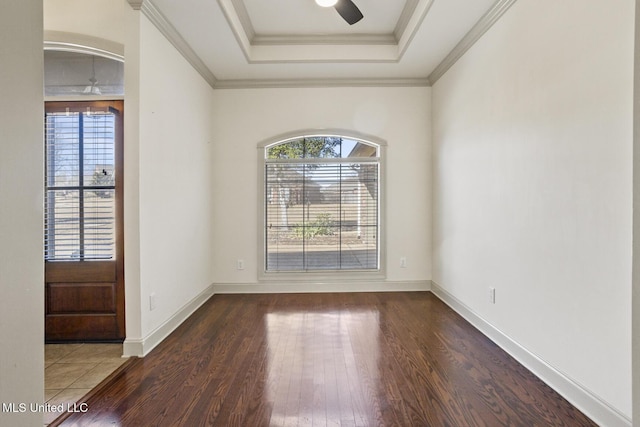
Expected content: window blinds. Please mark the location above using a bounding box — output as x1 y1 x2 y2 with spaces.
265 156 379 272
44 110 116 261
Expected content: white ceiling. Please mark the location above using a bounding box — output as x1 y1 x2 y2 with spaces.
129 0 516 88
242 0 408 36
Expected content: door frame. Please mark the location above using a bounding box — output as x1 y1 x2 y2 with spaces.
44 100 125 342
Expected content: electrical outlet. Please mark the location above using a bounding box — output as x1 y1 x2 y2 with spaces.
149 292 157 311
400 257 407 268
488 287 496 304
237 259 245 270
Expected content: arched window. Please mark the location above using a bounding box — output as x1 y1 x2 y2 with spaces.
262 134 382 273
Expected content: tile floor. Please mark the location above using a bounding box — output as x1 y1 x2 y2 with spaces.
44 343 128 425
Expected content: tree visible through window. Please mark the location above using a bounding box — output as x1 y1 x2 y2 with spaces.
264 136 379 272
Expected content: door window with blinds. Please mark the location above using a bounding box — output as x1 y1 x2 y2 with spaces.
264 136 380 272
45 104 119 261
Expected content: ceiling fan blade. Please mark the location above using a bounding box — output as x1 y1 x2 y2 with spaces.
334 0 363 25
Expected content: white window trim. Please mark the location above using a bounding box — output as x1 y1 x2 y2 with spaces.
257 129 387 282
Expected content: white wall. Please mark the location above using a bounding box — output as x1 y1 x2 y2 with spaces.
633 0 640 422
44 1 216 355
44 0 129 46
432 0 633 424
211 87 431 289
0 2 44 426
135 16 215 342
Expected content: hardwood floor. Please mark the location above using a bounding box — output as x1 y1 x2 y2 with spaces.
51 292 596 426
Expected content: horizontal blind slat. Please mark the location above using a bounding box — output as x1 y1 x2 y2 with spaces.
45 111 117 261
265 158 379 271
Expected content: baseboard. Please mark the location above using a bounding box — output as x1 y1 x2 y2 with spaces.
212 279 431 294
123 281 427 356
430 281 632 427
120 279 629 425
123 283 215 357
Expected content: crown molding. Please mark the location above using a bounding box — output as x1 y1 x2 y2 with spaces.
248 0 418 48
251 34 397 46
427 0 519 85
245 45 400 64
127 0 144 10
394 0 420 40
217 0 252 63
219 0 433 63
230 0 255 41
129 0 217 89
128 0 516 91
396 0 434 60
213 77 430 89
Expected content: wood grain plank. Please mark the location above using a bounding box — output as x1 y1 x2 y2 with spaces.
51 292 598 427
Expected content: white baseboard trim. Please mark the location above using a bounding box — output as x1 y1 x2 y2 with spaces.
123 281 427 357
212 280 431 294
430 281 631 427
123 283 215 358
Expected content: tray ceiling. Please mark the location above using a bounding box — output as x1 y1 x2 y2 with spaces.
127 0 517 88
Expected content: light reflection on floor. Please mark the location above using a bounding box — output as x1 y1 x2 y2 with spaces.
265 309 380 426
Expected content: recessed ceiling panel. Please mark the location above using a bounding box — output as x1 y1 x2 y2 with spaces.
143 0 512 85
242 0 407 36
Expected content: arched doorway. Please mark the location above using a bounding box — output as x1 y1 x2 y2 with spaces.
44 48 125 342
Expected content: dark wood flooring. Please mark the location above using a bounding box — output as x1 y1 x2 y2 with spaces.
52 292 597 426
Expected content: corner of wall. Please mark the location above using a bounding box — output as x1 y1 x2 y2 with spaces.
123 284 215 357
430 282 632 427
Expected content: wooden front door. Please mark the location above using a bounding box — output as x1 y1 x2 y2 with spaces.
44 101 125 342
